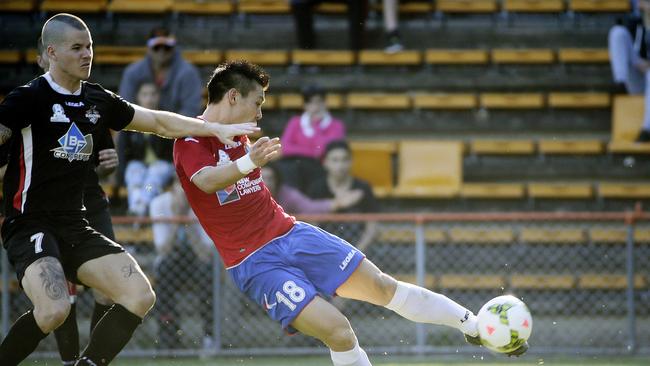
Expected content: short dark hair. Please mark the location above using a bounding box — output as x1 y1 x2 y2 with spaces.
301 83 325 102
42 13 89 47
324 140 351 158
207 60 270 104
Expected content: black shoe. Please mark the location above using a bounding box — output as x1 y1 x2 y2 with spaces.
636 129 650 143
464 333 529 357
506 341 529 357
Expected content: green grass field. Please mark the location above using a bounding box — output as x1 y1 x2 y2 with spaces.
25 356 650 366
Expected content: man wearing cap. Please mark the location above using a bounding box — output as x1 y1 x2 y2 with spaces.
119 27 202 118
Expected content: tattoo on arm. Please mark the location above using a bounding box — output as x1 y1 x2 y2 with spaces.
121 264 136 278
0 124 12 145
36 257 67 301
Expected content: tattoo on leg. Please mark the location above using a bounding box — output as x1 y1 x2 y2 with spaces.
36 257 67 300
121 264 136 278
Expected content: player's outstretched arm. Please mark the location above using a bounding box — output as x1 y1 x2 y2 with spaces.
125 104 259 146
192 137 281 194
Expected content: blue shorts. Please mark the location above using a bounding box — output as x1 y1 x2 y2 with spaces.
227 221 365 333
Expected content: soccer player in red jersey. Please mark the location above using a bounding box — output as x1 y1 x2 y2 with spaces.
174 61 528 365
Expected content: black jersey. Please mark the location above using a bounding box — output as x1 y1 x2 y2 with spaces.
83 126 114 214
0 75 134 219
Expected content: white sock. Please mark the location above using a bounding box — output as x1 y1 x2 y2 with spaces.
385 281 478 337
330 342 372 366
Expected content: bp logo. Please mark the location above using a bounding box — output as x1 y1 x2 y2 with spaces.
51 122 94 162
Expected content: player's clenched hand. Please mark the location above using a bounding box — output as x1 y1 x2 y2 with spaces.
249 137 281 167
96 148 119 177
209 122 260 146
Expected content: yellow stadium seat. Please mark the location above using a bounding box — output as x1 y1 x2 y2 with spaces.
608 95 650 153
520 228 586 243
590 228 627 243
374 2 433 13
224 50 289 65
599 183 650 199
569 0 630 12
391 274 437 288
558 48 609 63
263 94 278 109
171 0 233 15
378 228 445 244
0 50 22 64
93 46 146 65
460 183 526 199
510 275 575 289
425 49 489 65
324 94 345 109
272 93 343 110
437 0 498 13
347 93 411 109
448 228 515 243
440 275 504 289
548 93 610 109
491 49 555 64
25 49 39 64
480 93 545 109
393 141 462 198
114 226 153 244
538 140 604 155
579 274 646 289
41 0 107 13
108 0 172 13
528 183 593 199
0 0 36 11
238 0 290 14
503 0 565 12
279 94 303 109
470 140 535 155
291 50 355 66
412 93 477 109
182 50 222 66
349 141 396 197
315 3 347 13
358 50 422 66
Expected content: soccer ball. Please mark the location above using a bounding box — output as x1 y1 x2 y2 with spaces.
476 295 532 353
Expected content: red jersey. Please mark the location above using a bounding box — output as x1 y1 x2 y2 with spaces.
173 134 295 267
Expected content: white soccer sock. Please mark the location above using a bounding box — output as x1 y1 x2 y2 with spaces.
330 342 372 366
385 281 478 337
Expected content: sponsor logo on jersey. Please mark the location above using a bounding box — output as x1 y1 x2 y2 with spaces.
65 101 85 107
51 122 94 162
184 137 199 143
339 249 357 270
263 293 277 310
85 105 101 124
50 104 70 123
216 149 241 205
224 141 242 150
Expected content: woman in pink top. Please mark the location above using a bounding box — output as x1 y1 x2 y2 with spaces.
279 84 346 191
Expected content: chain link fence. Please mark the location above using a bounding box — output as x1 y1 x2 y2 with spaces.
2 212 649 358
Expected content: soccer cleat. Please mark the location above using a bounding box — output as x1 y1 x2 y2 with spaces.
505 341 529 357
464 333 529 357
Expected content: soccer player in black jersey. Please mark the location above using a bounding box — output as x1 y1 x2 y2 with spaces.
34 36 116 366
0 13 257 366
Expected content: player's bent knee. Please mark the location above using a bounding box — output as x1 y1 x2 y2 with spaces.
121 287 155 318
34 300 71 333
323 324 357 351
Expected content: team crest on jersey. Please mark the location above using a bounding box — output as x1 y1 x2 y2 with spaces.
51 122 94 162
215 149 241 205
85 106 101 124
50 104 70 123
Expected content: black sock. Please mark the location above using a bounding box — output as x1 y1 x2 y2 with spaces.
53 302 80 364
0 309 48 365
90 302 112 332
77 304 142 365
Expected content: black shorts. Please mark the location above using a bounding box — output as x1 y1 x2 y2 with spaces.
2 213 124 286
85 206 115 241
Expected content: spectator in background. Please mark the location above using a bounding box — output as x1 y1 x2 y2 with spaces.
307 140 378 252
149 175 214 350
608 0 650 141
290 0 368 50
279 84 346 192
118 82 176 216
262 162 363 214
383 0 404 53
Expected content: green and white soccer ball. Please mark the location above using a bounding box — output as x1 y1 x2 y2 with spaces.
477 295 533 353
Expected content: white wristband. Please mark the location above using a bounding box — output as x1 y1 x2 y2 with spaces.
235 154 257 174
